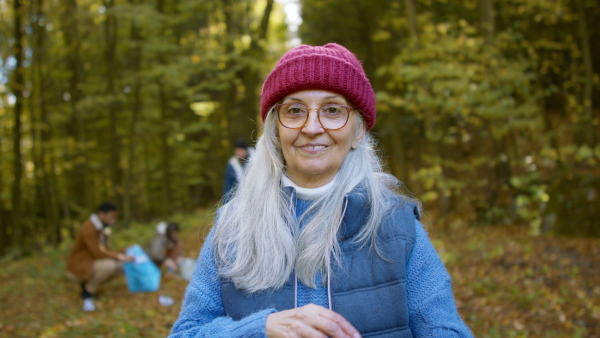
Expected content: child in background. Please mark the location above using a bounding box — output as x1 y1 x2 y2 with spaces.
147 222 182 273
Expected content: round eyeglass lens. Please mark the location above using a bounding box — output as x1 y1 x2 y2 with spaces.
318 105 349 129
277 103 350 130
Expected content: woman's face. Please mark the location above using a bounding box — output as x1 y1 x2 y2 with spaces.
277 89 365 188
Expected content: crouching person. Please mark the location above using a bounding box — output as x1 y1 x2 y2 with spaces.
66 202 133 311
147 222 182 274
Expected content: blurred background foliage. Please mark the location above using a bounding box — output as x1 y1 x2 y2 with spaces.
1 0 599 256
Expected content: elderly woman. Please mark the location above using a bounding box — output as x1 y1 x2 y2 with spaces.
170 43 472 337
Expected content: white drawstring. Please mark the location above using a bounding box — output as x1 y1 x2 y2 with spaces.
294 271 298 308
290 190 299 309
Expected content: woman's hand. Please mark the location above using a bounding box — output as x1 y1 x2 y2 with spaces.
266 304 361 338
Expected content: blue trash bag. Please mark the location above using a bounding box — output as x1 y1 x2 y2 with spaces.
124 244 161 293
179 257 196 281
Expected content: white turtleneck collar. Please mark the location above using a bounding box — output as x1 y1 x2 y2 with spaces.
90 213 104 230
281 175 337 201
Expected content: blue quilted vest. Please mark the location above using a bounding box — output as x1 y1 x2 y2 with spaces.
221 187 419 337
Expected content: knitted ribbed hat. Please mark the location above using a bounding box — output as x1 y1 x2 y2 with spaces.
260 43 376 130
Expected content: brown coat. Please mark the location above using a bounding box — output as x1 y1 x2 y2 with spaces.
66 219 120 281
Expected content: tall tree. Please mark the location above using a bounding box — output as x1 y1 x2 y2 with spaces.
575 0 595 145
404 0 419 42
481 0 495 43
155 0 173 215
33 0 60 244
122 0 144 225
62 0 88 211
104 0 122 204
10 0 25 252
238 0 274 138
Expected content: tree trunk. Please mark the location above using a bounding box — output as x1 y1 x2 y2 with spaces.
575 0 595 145
154 0 173 215
10 0 25 253
402 0 421 187
404 0 419 42
63 0 88 211
481 0 495 43
158 81 173 215
123 0 144 225
238 0 274 140
27 0 44 245
104 0 121 205
31 0 61 246
221 0 243 145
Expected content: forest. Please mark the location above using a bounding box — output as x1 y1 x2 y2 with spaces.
1 0 599 255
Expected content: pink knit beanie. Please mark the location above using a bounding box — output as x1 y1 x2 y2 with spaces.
260 43 376 130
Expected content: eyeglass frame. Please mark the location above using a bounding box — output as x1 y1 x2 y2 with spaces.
273 103 359 130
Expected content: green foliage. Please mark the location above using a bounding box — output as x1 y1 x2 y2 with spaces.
1 0 600 257
379 20 543 226
0 0 288 255
299 0 600 235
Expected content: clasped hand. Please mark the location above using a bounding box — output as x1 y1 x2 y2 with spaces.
266 304 361 338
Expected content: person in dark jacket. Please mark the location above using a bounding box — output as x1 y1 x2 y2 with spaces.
170 43 473 337
223 139 252 200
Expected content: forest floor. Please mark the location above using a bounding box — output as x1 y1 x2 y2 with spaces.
1 209 599 337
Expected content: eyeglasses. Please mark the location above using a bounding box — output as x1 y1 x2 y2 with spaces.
274 103 357 130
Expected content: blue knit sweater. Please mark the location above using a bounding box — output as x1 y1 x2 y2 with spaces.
169 199 473 337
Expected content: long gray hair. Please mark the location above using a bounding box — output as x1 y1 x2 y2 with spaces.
212 110 419 293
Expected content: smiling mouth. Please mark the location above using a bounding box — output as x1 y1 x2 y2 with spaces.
298 145 329 153
302 145 327 150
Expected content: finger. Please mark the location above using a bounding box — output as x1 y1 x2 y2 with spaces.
266 311 327 338
313 308 360 338
303 312 356 338
337 318 361 338
296 325 328 338
300 315 345 338
287 305 345 338
330 312 360 338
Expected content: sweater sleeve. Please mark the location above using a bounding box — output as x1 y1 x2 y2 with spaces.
169 229 276 337
406 220 473 337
